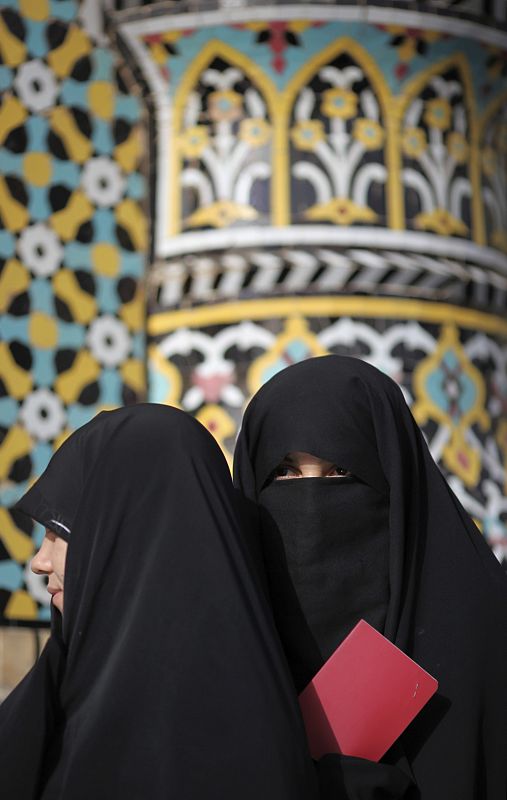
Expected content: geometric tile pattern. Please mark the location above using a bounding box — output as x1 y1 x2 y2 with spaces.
0 2 147 624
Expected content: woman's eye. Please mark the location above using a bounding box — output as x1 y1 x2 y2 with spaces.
274 465 300 480
328 467 352 477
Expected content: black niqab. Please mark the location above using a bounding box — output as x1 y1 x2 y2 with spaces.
1 404 318 800
257 478 390 692
234 356 507 799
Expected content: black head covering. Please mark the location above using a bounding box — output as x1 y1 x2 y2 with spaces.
234 356 507 799
1 404 318 800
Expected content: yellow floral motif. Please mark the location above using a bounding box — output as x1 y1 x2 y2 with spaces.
321 88 357 120
186 200 258 228
305 197 377 225
382 25 443 64
424 98 452 131
402 127 427 158
415 208 468 237
239 118 271 147
353 118 385 150
180 125 210 159
481 146 496 178
447 132 468 164
208 90 243 123
248 317 328 396
196 404 235 470
413 324 489 487
290 119 325 151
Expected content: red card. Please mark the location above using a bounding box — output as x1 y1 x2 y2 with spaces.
298 619 438 762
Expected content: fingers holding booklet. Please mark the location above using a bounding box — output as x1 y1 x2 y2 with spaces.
299 620 438 763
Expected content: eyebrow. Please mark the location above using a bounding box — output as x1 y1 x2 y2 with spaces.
282 454 337 468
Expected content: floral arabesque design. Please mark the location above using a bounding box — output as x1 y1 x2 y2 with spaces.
289 53 388 226
413 324 490 487
377 25 446 81
401 64 472 238
247 317 327 394
177 56 273 231
238 20 323 75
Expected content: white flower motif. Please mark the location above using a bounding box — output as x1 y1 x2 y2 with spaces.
81 157 126 207
13 60 59 112
87 315 131 367
19 389 66 441
17 223 63 276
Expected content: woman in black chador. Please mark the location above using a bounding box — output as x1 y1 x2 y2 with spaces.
234 355 507 800
0 404 318 800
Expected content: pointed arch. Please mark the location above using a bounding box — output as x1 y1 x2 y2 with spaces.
281 37 399 229
169 40 278 235
398 54 484 244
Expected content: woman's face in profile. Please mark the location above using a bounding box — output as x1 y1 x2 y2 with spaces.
31 529 68 613
273 452 352 480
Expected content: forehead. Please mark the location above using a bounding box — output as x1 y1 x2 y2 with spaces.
284 451 336 466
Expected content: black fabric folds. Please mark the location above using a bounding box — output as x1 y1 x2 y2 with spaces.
234 355 507 800
1 404 318 800
258 478 390 693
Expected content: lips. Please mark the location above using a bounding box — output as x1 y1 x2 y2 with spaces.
48 587 62 596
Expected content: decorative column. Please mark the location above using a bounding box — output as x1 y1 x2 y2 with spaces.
0 2 148 627
117 1 507 565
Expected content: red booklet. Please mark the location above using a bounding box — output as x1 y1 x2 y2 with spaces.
298 619 438 762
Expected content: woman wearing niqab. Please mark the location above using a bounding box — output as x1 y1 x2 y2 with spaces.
234 355 507 799
0 404 318 800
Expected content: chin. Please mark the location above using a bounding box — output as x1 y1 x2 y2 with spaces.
52 595 64 613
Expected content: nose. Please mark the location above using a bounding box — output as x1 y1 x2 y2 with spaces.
31 540 53 575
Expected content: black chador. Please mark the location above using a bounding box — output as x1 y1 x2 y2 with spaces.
234 356 507 800
1 404 318 800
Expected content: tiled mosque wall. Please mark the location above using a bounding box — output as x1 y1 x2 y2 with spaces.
121 5 507 566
